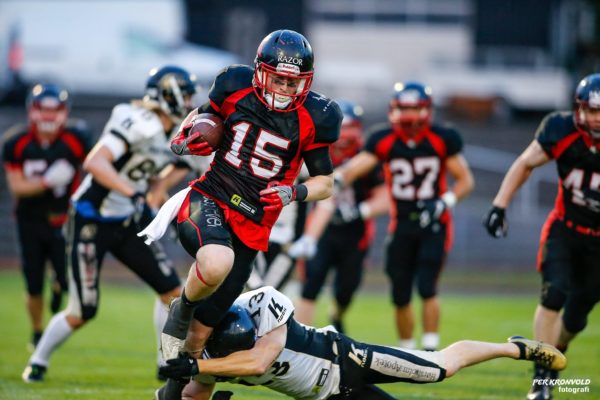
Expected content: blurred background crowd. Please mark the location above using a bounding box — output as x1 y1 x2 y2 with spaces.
1 0 599 282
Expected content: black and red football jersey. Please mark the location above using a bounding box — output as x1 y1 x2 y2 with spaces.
535 111 600 229
364 122 463 221
193 65 342 228
2 120 92 224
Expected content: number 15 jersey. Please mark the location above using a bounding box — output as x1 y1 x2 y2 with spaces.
192 65 341 250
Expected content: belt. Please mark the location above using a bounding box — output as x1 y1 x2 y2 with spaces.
564 219 600 237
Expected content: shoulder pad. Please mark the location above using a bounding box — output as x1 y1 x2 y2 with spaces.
2 123 29 144
236 286 294 337
430 123 463 155
208 65 254 110
535 111 577 158
302 93 342 144
364 123 393 155
104 103 163 145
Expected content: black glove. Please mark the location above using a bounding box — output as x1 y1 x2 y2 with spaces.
158 356 199 379
415 199 446 228
212 391 234 400
483 206 508 238
129 192 153 229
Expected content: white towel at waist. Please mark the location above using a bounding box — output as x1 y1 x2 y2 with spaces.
137 187 191 245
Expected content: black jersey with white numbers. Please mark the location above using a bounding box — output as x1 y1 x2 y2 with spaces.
193 65 342 227
535 111 600 229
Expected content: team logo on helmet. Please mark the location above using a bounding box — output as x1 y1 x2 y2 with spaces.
588 90 600 108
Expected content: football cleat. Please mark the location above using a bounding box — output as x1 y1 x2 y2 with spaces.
527 382 553 400
22 364 47 383
154 378 187 400
508 336 567 371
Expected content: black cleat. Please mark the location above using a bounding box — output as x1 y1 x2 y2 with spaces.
22 364 47 383
508 336 567 371
527 382 553 400
154 378 188 400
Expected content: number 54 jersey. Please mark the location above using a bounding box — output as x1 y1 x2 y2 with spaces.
197 286 342 400
364 123 463 225
191 65 341 250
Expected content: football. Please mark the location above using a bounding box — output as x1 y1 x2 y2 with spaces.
187 113 225 148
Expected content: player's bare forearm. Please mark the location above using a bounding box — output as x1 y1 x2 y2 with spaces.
446 154 474 202
338 151 379 186
493 141 550 208
84 145 137 197
363 184 390 219
303 174 334 201
5 170 46 197
197 325 286 377
147 164 190 208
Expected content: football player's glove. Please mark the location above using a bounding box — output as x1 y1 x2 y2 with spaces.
259 182 307 212
170 122 214 156
483 206 508 238
287 235 317 259
158 355 199 379
212 391 234 400
43 159 75 188
415 199 446 228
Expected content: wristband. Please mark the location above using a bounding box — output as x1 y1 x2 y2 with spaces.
441 191 457 209
294 184 308 202
358 202 371 220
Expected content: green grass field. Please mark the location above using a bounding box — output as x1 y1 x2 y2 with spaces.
0 270 598 399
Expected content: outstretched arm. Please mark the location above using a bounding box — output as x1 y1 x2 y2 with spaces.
493 140 550 208
197 324 287 377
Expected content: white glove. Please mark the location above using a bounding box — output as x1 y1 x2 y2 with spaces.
43 159 75 188
287 235 317 260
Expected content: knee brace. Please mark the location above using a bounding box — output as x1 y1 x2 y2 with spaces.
540 281 567 311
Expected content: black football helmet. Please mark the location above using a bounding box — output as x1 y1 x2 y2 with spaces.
388 81 433 132
575 73 600 139
330 100 364 166
253 29 314 112
144 65 197 121
27 83 70 134
203 305 256 359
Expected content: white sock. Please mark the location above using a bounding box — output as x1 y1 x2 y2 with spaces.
154 298 169 366
399 338 417 349
30 311 74 367
422 333 440 350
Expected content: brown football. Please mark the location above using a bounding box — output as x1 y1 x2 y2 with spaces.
187 113 225 148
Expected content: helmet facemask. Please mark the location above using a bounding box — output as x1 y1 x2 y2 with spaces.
144 67 197 123
254 62 313 112
27 85 69 138
388 102 432 134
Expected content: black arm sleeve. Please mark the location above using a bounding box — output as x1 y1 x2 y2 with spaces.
302 146 333 176
197 102 218 114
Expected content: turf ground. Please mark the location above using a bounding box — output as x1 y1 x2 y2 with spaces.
0 270 598 400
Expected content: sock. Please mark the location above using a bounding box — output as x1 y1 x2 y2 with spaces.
399 339 416 349
154 298 169 366
30 311 74 367
422 333 440 350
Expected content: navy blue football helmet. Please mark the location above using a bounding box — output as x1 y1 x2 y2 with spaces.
203 305 256 359
253 29 314 112
389 81 433 131
27 83 70 133
575 73 600 139
144 65 197 121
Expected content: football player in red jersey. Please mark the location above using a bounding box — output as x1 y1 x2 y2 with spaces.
2 84 92 351
145 30 342 368
484 73 600 400
335 82 474 351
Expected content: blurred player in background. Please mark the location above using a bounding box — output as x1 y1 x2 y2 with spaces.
140 30 342 378
2 83 92 351
484 73 600 400
22 65 198 383
336 82 474 351
156 286 566 400
291 100 389 333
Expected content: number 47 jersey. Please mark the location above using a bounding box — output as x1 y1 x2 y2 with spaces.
196 286 342 400
191 65 341 241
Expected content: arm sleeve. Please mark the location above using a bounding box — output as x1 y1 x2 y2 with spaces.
302 146 333 176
